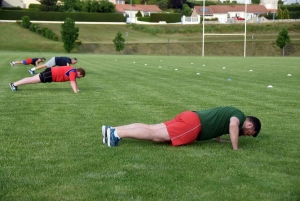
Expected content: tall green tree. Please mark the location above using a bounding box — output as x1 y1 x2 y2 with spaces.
282 7 290 19
61 0 76 11
276 27 291 56
113 31 125 54
61 18 79 53
182 3 192 16
277 7 283 19
98 0 115 13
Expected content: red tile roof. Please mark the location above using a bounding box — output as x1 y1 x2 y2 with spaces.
116 4 161 12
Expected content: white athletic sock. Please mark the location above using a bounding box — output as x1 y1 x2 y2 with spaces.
12 62 15 64
31 67 36 71
114 130 121 139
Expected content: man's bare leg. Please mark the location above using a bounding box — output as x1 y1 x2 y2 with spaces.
14 74 41 86
114 123 170 142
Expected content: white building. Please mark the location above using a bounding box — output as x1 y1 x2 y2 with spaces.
2 0 41 8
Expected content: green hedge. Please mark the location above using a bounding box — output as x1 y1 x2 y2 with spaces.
279 5 300 12
289 11 300 18
0 10 126 22
151 13 182 23
137 17 151 22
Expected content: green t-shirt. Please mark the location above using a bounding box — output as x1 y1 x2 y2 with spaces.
195 106 246 141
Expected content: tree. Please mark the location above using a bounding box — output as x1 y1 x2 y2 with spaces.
113 31 125 54
182 3 192 16
98 0 115 13
282 7 290 19
277 7 283 19
40 0 57 6
21 16 31 29
61 0 77 11
61 18 79 53
170 0 187 9
276 27 291 56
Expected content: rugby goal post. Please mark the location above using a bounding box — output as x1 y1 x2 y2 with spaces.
202 0 248 57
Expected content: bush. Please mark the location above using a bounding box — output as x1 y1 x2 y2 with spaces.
136 11 142 17
21 16 31 29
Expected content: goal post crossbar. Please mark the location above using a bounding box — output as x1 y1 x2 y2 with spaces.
204 34 245 36
202 1 247 57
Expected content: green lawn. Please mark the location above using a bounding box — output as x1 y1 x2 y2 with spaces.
0 51 299 200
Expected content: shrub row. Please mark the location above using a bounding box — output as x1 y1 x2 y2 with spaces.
18 16 59 41
30 24 59 41
0 10 126 22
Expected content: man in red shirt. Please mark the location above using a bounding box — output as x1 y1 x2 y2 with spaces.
9 66 85 93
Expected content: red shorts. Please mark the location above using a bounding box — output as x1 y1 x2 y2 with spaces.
23 58 32 65
164 111 201 146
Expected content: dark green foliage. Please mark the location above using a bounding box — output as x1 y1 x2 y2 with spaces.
137 16 151 22
81 0 115 13
182 3 192 16
252 0 260 4
1 6 22 10
21 16 31 29
276 27 291 56
136 11 142 17
40 0 57 6
98 0 115 13
151 13 182 23
0 10 126 22
40 5 62 11
279 4 300 12
263 12 278 20
113 31 125 53
289 11 300 18
28 4 42 11
170 0 187 8
61 18 79 53
282 7 290 19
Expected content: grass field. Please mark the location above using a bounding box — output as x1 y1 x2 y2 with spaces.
0 51 300 200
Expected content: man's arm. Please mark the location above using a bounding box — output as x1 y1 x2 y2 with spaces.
70 81 79 93
35 59 41 66
229 117 240 150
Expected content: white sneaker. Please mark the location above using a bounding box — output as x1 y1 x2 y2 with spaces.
10 62 14 66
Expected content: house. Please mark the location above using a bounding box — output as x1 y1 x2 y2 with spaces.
2 0 40 8
115 4 161 18
192 5 268 23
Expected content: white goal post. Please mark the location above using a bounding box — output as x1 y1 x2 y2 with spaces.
202 1 248 57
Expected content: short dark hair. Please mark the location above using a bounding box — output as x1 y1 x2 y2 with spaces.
41 57 46 61
247 116 261 137
77 68 85 77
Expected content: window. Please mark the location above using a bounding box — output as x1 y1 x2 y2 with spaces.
199 8 210 12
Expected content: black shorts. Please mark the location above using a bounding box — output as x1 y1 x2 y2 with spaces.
39 68 53 83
